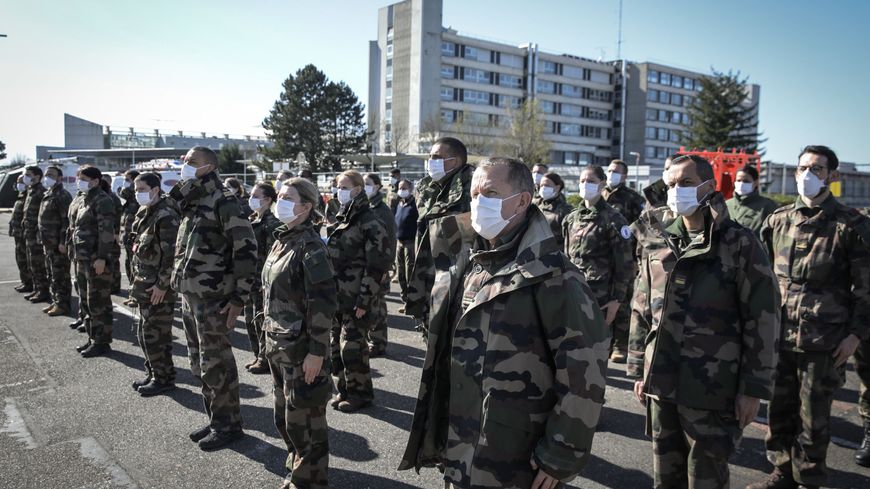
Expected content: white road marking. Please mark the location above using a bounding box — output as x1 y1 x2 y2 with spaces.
78 437 139 488
1 398 38 449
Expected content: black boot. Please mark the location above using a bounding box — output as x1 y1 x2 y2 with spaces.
856 419 870 467
132 376 152 391
80 343 111 358
138 379 176 397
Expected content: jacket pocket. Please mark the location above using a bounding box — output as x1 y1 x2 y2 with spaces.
481 395 543 455
287 363 333 409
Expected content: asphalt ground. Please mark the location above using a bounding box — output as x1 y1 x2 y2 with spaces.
0 211 868 488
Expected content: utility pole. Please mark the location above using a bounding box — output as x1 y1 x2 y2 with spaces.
617 0 627 160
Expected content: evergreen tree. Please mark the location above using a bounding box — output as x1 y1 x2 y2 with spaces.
681 70 764 153
217 144 245 174
0 139 6 161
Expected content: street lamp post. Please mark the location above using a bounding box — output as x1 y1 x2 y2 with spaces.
629 151 641 188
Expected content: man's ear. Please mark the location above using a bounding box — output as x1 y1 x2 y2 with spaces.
829 169 841 184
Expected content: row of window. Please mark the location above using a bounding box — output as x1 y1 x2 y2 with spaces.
645 126 681 143
441 110 510 128
539 101 612 121
645 108 691 125
647 89 692 107
551 123 611 139
535 80 613 102
441 41 525 69
441 87 525 109
551 151 611 166
645 145 681 160
647 70 702 91
537 60 612 84
441 65 524 88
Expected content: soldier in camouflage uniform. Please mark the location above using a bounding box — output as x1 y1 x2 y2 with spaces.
262 178 337 489
563 165 633 339
65 185 88 331
129 173 180 397
630 155 780 489
22 165 50 303
170 146 257 450
69 166 118 358
10 175 33 293
118 170 140 305
387 168 402 213
326 170 391 413
38 165 73 315
725 164 779 238
102 175 124 294
536 172 574 247
243 182 282 375
856 208 870 468
405 137 474 332
750 146 870 489
400 158 609 489
603 159 647 363
364 173 397 357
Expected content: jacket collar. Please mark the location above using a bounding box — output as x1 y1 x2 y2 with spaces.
419 164 473 216
538 193 567 212
337 190 370 222
793 192 838 215
638 192 729 259
276 219 314 241
369 191 385 208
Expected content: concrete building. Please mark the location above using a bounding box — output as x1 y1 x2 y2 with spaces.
765 161 870 209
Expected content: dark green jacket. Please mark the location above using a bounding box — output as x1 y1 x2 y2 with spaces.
726 191 779 238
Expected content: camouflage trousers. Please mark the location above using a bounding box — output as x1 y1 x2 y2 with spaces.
647 398 742 489
367 274 390 352
25 236 48 294
110 244 121 293
43 246 71 308
14 235 32 287
610 286 633 353
137 300 176 384
265 332 331 489
180 295 242 433
123 243 134 284
243 289 266 362
766 349 845 487
331 313 374 403
396 239 415 303
855 337 870 420
75 260 114 344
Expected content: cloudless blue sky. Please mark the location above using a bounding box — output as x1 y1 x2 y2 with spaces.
1 0 868 165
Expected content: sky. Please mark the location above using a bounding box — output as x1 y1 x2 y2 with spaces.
1 0 868 165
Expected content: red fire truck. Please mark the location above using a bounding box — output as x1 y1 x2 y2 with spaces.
677 147 761 199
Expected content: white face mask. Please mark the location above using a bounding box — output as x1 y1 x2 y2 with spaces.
135 191 153 206
249 197 262 211
275 180 284 192
734 182 754 196
398 189 411 199
227 187 238 196
427 158 452 181
797 171 824 199
667 180 711 216
606 171 623 187
538 186 556 201
337 188 353 205
16 183 26 192
331 186 339 196
77 179 91 192
389 177 398 186
533 172 544 186
180 163 198 181
275 199 298 223
23 175 33 185
471 193 520 240
365 185 377 198
579 182 601 201
43 176 57 188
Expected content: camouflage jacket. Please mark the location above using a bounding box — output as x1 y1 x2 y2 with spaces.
22 183 45 238
262 220 337 358
400 207 609 486
726 191 779 238
68 186 117 263
250 208 283 290
370 191 398 263
170 172 258 307
9 190 27 238
119 187 140 247
387 182 401 213
761 194 870 351
562 199 634 306
64 192 85 260
326 191 391 313
643 178 668 209
537 193 574 247
324 197 340 236
405 164 474 319
130 195 180 303
38 183 73 249
604 183 646 225
628 193 781 410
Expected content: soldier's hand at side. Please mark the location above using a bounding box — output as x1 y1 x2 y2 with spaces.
601 300 620 326
633 380 647 406
302 354 324 384
58 244 66 254
354 307 366 319
148 286 166 305
833 333 860 368
529 458 560 489
93 259 106 275
735 394 761 429
220 302 243 330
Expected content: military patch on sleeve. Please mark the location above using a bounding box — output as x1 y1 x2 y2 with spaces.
303 248 334 284
620 225 632 240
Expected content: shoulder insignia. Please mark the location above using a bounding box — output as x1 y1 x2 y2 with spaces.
620 225 632 240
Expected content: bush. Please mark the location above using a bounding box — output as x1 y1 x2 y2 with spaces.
762 193 795 208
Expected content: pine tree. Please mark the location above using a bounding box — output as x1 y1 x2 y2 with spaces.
217 144 245 174
0 140 6 161
681 70 764 153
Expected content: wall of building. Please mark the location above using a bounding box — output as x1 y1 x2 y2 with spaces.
63 113 103 149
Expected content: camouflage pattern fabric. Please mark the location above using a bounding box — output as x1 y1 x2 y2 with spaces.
119 187 140 283
367 191 397 352
536 193 574 247
387 181 401 213
725 191 779 238
324 197 340 236
562 198 633 308
400 207 609 487
643 178 669 209
331 314 374 403
39 183 73 307
10 190 32 287
368 273 391 352
404 164 473 320
107 191 123 292
137 301 176 384
648 399 741 489
766 349 845 486
77 262 114 344
65 191 87 323
244 208 281 361
760 194 870 351
855 337 870 420
23 183 48 294
628 193 780 409
603 183 646 226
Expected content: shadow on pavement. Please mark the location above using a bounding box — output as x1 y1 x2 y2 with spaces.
579 453 654 488
330 468 423 488
596 406 647 442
